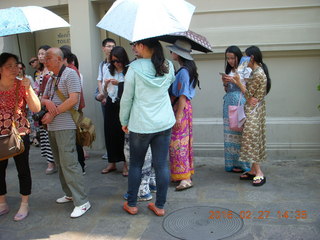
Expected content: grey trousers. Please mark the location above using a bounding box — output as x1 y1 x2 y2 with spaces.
48 129 88 206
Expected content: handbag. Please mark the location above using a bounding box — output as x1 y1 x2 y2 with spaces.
228 94 246 132
0 82 25 161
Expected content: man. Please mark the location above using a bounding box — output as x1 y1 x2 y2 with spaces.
59 46 86 174
95 38 116 161
41 48 90 218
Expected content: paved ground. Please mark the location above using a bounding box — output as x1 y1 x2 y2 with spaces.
0 146 319 240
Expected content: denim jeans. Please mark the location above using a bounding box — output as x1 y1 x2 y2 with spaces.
127 128 171 209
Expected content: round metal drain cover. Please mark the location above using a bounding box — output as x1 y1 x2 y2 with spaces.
162 206 243 240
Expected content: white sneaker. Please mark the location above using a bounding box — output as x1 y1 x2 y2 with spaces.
70 201 91 218
56 196 73 204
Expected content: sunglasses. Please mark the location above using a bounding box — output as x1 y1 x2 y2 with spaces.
29 59 38 65
111 60 121 64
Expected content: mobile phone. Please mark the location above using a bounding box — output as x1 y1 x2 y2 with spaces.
219 72 226 76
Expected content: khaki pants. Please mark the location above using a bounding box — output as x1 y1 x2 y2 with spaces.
48 129 88 206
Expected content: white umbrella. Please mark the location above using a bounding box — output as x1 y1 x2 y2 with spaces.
96 0 195 42
0 6 70 37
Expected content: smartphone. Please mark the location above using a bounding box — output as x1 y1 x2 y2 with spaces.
219 72 226 76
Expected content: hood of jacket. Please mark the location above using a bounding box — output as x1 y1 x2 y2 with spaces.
128 58 174 88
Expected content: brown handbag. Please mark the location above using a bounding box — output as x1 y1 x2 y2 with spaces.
0 82 25 161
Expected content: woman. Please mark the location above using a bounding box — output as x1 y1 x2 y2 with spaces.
120 39 175 216
222 46 251 173
37 45 56 174
0 53 41 221
167 40 199 191
233 46 271 186
101 46 129 176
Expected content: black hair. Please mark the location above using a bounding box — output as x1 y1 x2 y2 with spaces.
38 45 51 51
137 39 168 76
0 52 19 79
178 57 200 89
102 38 116 47
108 46 130 76
225 45 242 74
245 46 271 94
60 46 73 64
71 54 79 69
0 52 19 67
17 61 26 75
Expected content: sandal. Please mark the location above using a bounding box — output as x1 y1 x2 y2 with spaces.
252 176 266 187
240 172 256 180
101 167 117 174
123 202 138 215
148 203 165 216
232 168 244 173
175 180 193 191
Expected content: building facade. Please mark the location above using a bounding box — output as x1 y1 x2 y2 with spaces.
1 0 319 158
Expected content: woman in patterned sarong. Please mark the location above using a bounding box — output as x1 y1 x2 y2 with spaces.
233 46 271 187
168 40 199 191
222 46 251 173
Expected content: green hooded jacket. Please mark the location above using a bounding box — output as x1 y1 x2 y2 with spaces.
120 58 175 133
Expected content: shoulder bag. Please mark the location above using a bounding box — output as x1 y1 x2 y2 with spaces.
0 82 25 161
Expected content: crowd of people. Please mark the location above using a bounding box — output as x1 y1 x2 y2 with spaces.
0 36 270 220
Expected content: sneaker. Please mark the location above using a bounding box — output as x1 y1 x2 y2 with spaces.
56 196 73 204
70 201 91 218
149 184 157 193
102 153 108 160
123 193 152 202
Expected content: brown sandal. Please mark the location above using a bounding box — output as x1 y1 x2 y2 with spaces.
148 203 165 216
101 167 117 174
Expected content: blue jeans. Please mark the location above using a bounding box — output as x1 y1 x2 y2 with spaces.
127 128 171 209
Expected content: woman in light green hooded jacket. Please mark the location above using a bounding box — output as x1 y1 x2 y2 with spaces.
120 39 175 216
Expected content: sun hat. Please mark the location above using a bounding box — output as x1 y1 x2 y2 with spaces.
167 39 193 60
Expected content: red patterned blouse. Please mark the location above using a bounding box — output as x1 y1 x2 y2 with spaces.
0 80 30 135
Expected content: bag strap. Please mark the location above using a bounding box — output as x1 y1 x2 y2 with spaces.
12 80 20 128
237 93 242 107
54 88 80 125
51 65 80 124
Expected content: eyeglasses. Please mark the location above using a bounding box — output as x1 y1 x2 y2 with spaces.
29 59 38 65
111 60 121 64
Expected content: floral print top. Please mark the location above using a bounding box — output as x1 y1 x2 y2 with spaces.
0 80 30 135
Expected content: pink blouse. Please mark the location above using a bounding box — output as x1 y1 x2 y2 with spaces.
0 80 30 135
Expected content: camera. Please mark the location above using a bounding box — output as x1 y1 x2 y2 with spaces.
32 106 48 121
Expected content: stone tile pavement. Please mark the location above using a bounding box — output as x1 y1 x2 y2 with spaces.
0 146 319 240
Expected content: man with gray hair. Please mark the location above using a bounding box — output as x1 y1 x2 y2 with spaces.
41 48 90 218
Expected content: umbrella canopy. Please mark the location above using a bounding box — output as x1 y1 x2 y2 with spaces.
0 6 70 37
156 30 213 53
97 0 195 42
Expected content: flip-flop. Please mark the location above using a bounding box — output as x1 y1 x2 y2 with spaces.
175 181 193 191
148 203 165 216
101 168 117 174
122 171 128 177
232 168 244 173
240 172 256 180
252 176 266 187
123 202 138 215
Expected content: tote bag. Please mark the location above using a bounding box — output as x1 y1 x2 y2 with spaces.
228 94 246 132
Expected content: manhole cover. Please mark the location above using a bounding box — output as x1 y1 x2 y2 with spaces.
162 206 243 240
